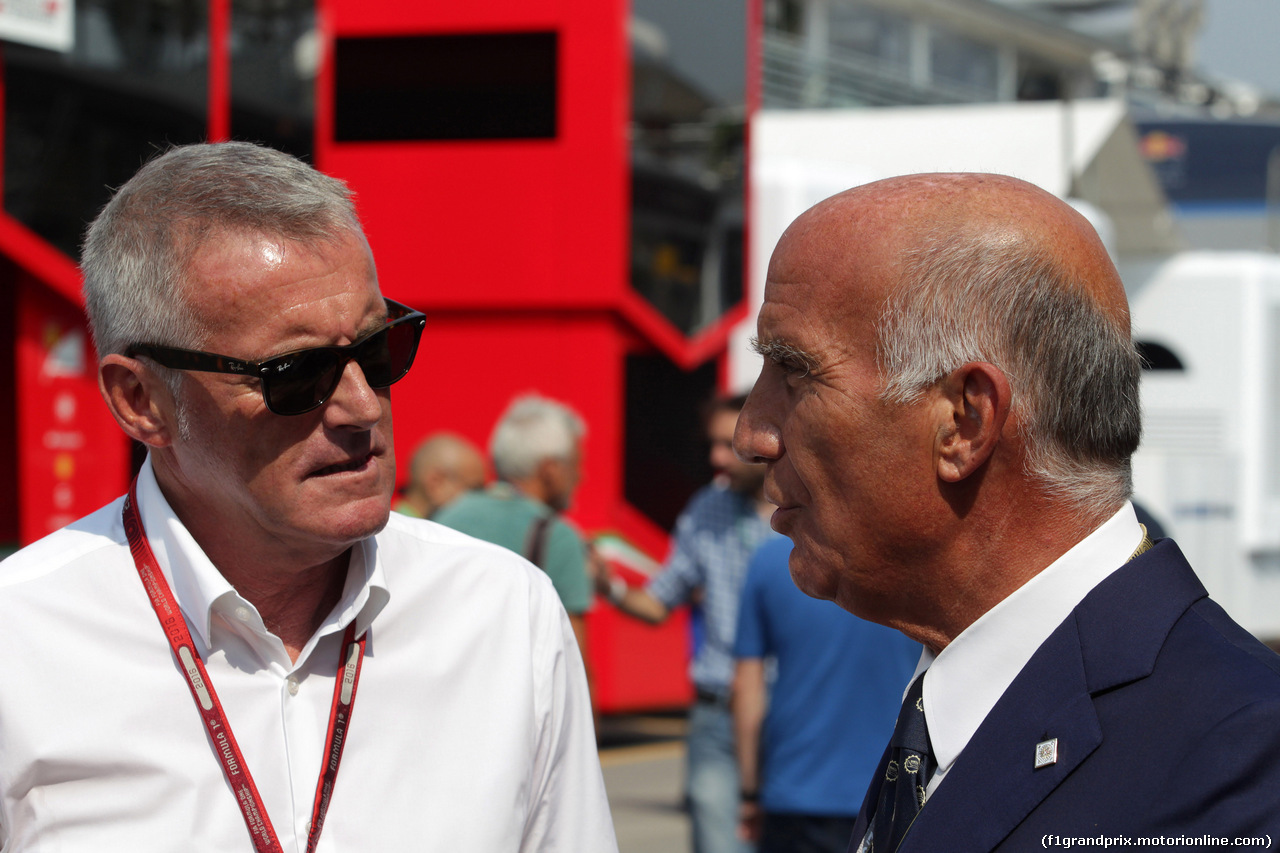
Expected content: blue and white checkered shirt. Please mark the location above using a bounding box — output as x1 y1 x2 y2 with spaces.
647 482 774 697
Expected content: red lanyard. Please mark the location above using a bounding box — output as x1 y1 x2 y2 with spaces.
123 479 366 853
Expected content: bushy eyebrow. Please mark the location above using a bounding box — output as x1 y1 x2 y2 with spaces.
356 310 389 341
751 336 820 375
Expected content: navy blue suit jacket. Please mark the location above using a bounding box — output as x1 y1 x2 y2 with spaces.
850 540 1280 851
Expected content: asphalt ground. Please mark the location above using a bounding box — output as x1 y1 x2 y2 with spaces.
599 713 693 853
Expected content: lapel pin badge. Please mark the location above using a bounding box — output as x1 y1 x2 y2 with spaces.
1034 738 1059 769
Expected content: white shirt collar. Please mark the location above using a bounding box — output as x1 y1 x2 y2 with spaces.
917 502 1144 792
133 455 390 667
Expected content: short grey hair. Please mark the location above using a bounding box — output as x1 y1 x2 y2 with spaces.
877 232 1142 509
81 141 363 359
489 394 586 482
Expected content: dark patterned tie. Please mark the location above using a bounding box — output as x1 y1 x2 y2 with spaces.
870 674 936 853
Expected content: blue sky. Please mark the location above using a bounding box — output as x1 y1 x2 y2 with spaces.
1198 0 1280 97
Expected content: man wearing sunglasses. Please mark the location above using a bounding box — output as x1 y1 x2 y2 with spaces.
0 142 617 851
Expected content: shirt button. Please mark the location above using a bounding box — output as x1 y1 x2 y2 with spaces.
287 677 300 696
235 606 252 623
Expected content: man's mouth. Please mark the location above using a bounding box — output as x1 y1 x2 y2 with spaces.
310 452 375 478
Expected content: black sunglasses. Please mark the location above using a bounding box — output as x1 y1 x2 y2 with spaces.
127 299 426 416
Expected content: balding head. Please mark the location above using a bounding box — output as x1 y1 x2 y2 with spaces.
784 173 1140 508
736 173 1143 640
404 433 486 518
800 173 1129 320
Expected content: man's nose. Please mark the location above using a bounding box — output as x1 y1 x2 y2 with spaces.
324 359 384 429
733 387 780 464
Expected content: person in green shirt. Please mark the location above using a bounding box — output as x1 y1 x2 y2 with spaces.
434 394 593 657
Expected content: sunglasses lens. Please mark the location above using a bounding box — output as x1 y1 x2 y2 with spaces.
354 326 396 387
263 348 342 415
259 313 423 415
356 319 422 388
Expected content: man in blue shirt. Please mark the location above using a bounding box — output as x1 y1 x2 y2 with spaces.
600 394 772 853
733 536 920 853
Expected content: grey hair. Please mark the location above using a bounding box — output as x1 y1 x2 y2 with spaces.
489 394 586 482
877 233 1142 509
81 141 363 359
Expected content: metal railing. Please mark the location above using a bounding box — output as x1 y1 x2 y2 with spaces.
763 31 1003 110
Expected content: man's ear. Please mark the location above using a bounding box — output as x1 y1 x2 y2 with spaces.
935 361 1011 483
535 456 563 496
98 355 178 448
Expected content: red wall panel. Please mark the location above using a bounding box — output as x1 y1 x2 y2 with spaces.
389 312 624 531
320 0 627 314
14 278 130 544
318 0 701 711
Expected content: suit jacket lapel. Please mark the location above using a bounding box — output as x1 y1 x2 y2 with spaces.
899 615 1102 852
891 541 1206 853
847 744 892 852
844 633 1101 853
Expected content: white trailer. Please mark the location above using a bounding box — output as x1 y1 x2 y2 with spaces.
1127 252 1280 642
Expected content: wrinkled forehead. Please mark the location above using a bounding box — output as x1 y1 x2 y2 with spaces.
762 193 909 334
180 226 382 342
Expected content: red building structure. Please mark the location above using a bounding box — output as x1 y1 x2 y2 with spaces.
0 0 752 712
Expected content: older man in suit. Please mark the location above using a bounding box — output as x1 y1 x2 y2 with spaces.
733 172 1280 852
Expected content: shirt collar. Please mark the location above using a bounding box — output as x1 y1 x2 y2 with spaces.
487 481 523 500
346 535 390 642
918 502 1144 780
133 455 390 660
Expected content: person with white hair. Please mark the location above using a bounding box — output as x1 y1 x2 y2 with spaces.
435 393 593 660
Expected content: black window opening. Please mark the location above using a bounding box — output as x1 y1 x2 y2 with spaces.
624 353 718 532
629 0 746 338
333 32 558 142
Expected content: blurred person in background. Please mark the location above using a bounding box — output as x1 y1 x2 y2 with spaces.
394 431 487 519
598 393 772 853
0 142 615 851
435 393 593 661
733 536 920 853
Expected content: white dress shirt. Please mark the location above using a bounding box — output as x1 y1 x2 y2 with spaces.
0 458 617 852
916 502 1145 798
